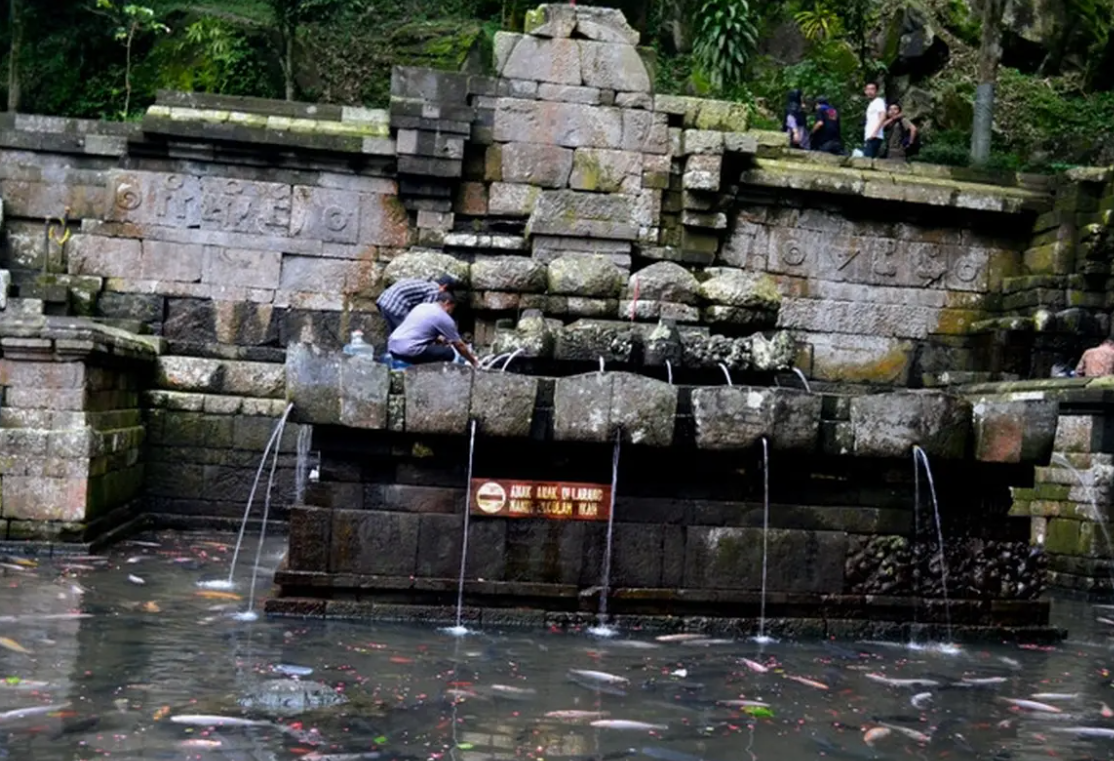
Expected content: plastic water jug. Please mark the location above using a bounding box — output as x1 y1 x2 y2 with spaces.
343 330 376 357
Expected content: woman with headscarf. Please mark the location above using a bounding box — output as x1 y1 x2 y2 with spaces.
783 89 809 150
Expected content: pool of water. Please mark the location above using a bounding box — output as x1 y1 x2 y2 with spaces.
2 531 1114 761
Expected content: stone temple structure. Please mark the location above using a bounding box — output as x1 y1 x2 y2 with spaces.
1 5 1113 637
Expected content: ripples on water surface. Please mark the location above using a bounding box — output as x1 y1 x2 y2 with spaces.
2 532 1114 761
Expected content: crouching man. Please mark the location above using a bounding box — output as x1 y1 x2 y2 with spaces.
387 291 479 367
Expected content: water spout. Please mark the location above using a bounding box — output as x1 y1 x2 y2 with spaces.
598 356 606 375
444 419 479 637
753 437 774 645
500 348 524 372
220 403 295 591
791 368 812 394
911 445 954 649
481 353 508 370
665 359 673 386
718 363 733 386
587 429 622 638
237 403 296 620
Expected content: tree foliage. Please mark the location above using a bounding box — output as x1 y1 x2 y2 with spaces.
93 1 170 118
692 0 758 91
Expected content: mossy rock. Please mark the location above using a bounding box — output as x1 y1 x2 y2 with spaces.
389 20 488 73
937 86 974 131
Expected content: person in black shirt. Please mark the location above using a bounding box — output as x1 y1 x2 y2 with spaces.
810 97 844 155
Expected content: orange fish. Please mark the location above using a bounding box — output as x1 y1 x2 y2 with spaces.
195 591 241 601
153 705 170 721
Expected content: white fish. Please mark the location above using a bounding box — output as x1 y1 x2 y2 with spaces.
125 556 147 564
681 638 734 646
655 634 705 643
961 677 1008 685
568 669 629 685
0 563 29 572
590 719 668 731
0 703 70 723
911 692 933 709
865 673 941 688
545 710 607 721
0 613 91 623
719 699 770 708
1097 617 1114 626
877 722 930 743
1001 697 1062 713
127 574 145 585
607 640 662 650
490 685 537 697
170 714 272 728
1031 692 1080 701
740 658 769 673
1053 727 1114 738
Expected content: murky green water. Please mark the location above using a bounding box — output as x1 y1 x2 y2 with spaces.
2 531 1114 761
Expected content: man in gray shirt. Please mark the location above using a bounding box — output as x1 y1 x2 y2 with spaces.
388 292 479 367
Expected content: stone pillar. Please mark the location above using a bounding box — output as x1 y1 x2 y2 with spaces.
0 317 157 543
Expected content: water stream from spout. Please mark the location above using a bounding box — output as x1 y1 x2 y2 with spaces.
294 424 313 506
911 445 954 648
210 403 294 592
588 430 622 638
501 349 524 372
754 437 774 644
445 419 479 637
1051 453 1114 580
665 359 673 385
599 357 606 375
237 402 296 621
791 368 812 393
718 363 733 386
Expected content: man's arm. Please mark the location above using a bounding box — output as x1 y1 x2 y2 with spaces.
451 339 480 367
906 119 918 143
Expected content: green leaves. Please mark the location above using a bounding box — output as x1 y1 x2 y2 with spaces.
794 4 841 42
693 0 758 91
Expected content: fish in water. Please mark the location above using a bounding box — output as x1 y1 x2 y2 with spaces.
568 669 629 685
196 591 242 601
864 673 941 688
911 692 933 709
740 658 768 673
489 685 537 698
170 714 273 728
719 699 770 708
127 575 145 585
961 677 1008 686
655 634 705 643
590 720 668 731
545 710 608 722
273 664 314 677
862 727 891 747
877 722 931 744
0 704 70 723
1000 697 1062 713
680 638 734 646
1031 692 1080 701
785 675 828 690
1052 727 1114 738
0 637 31 655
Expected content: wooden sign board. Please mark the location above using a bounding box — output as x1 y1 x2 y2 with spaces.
470 479 611 521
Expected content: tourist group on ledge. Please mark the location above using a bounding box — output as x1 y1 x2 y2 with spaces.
785 82 919 161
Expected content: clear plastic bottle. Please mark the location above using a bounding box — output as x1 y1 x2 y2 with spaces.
343 330 376 357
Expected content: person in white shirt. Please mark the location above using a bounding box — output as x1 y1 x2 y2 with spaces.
862 81 887 159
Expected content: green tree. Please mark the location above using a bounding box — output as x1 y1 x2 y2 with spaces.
692 0 758 91
266 0 354 101
93 0 169 118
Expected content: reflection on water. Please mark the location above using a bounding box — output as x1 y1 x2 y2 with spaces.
1 531 1114 761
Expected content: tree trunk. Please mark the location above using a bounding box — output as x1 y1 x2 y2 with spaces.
123 24 135 119
970 0 1005 166
283 20 295 101
7 0 22 112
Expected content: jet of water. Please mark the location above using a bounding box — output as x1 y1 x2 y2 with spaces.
718 363 733 386
294 424 313 506
912 445 953 646
588 429 622 638
665 359 673 386
445 419 479 637
222 404 295 590
1051 453 1114 580
791 367 811 393
598 356 606 375
754 437 774 644
501 348 524 372
239 403 296 620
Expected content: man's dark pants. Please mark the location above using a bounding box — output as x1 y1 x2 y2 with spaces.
391 344 456 365
382 310 405 334
863 137 884 158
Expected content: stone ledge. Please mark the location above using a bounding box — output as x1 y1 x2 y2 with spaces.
0 316 160 363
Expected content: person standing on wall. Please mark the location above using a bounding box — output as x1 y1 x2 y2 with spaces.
376 274 457 334
862 81 887 158
388 291 480 367
1076 337 1114 377
880 102 918 161
783 89 810 150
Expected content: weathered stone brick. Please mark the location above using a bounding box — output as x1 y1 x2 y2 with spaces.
140 240 203 282
494 98 623 149
578 40 651 92
203 247 282 290
497 34 582 85
501 143 575 188
68 235 141 278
